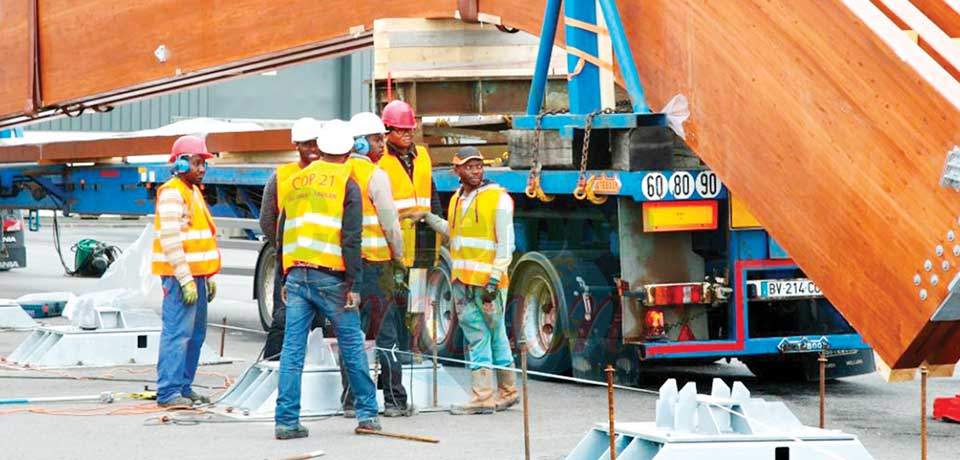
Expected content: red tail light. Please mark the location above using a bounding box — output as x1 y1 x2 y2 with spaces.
647 283 706 306
2 218 21 233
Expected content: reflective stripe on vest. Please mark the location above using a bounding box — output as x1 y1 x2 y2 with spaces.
280 160 349 273
275 162 302 209
347 157 391 262
378 145 432 267
151 177 221 277
447 186 509 289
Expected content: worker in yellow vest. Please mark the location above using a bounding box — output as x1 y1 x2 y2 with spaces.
151 135 221 408
258 117 325 361
274 120 380 440
377 100 442 361
338 111 409 418
406 146 518 415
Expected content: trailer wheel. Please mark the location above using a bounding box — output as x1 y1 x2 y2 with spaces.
418 248 462 358
507 254 571 375
255 243 277 331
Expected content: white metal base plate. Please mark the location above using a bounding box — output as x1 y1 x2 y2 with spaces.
0 300 37 330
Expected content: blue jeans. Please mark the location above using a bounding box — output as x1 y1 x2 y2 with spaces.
157 276 209 403
276 268 378 427
453 281 514 371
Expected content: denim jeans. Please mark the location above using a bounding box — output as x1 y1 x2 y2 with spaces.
157 276 209 403
452 281 513 371
341 260 408 410
276 267 378 427
264 255 326 361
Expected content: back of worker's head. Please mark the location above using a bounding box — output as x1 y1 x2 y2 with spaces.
316 119 354 163
350 112 387 156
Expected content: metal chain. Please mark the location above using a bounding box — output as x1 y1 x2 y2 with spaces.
575 107 627 200
525 108 568 201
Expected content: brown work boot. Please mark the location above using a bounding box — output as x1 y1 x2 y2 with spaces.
450 368 495 415
494 369 519 411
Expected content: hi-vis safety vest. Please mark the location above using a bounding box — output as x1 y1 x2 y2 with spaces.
280 160 350 273
275 162 302 209
378 145 432 267
151 177 221 277
347 157 391 262
447 186 509 289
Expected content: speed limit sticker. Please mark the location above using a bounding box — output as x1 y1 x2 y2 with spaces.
695 171 721 198
670 171 695 200
642 172 668 200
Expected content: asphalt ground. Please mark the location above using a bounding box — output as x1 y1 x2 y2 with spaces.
0 220 958 459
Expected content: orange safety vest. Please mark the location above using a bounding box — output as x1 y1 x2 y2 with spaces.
280 160 350 273
347 157 391 262
151 177 221 277
378 145 433 267
447 185 509 289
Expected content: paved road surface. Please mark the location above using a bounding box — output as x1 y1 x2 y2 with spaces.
0 221 957 459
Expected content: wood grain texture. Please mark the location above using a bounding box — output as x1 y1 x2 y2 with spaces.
3 0 959 370
0 0 32 118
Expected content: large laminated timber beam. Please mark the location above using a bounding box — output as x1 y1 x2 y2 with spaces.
1 0 958 375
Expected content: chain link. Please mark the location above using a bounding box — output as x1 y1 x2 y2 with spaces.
525 108 568 202
574 108 615 200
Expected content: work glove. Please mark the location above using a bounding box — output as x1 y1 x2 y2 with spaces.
345 292 361 310
480 280 499 304
207 278 217 303
181 280 199 305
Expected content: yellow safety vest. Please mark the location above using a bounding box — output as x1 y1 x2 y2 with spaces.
280 160 350 273
275 162 302 209
448 186 509 289
151 177 221 277
378 145 433 267
347 157 391 262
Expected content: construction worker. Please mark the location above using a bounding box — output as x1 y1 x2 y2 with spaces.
406 146 518 415
339 111 408 418
377 99 442 368
258 117 325 361
151 135 221 408
274 120 380 439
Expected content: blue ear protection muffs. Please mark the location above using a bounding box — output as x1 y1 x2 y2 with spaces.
173 155 191 174
353 136 370 155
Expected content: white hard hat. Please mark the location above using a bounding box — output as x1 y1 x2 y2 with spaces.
291 117 322 143
349 112 387 137
316 119 354 155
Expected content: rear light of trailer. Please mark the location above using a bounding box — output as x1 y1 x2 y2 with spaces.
644 282 711 306
3 218 22 233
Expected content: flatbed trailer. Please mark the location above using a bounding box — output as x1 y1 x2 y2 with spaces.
0 155 875 382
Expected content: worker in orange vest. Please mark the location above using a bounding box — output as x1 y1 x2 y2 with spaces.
151 135 222 408
339 111 407 418
376 100 443 404
258 117 326 361
406 147 518 415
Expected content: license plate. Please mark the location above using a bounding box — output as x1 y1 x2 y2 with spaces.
752 278 823 299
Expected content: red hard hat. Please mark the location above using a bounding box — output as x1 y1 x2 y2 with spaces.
169 135 214 163
381 100 416 130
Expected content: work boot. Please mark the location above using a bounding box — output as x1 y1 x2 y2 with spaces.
355 417 382 434
275 424 309 440
157 396 194 408
342 408 356 419
383 406 406 417
184 390 210 405
494 369 519 411
450 368 496 415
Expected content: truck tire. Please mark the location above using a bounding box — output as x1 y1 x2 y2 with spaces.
255 243 277 331
417 248 463 358
506 253 572 375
